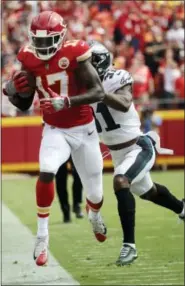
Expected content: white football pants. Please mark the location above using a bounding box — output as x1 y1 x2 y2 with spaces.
39 120 103 204
111 135 156 196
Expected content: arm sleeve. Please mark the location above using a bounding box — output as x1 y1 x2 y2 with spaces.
17 47 25 64
17 44 34 67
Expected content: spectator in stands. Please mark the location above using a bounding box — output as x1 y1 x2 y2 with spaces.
140 106 162 134
166 20 184 50
1 0 184 113
53 0 77 21
175 64 185 109
166 20 184 64
144 30 166 76
115 39 135 68
129 52 154 105
159 49 181 108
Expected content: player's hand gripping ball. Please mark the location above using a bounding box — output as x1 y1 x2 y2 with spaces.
12 70 36 98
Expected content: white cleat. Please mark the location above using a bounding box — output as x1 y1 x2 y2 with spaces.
33 235 49 266
86 205 107 242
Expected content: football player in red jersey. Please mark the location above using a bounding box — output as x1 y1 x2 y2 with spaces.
4 11 107 266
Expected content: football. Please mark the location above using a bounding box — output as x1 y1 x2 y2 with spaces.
18 70 36 98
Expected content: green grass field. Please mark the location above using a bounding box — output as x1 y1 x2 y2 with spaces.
2 170 184 285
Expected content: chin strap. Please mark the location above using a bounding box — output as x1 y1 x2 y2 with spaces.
146 131 174 155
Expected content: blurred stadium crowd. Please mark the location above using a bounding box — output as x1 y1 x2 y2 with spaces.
2 0 184 116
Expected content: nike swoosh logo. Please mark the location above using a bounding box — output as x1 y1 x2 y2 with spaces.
88 130 94 136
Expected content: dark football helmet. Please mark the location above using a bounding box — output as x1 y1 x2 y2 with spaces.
88 40 111 79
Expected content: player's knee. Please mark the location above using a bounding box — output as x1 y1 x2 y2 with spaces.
140 184 157 200
86 181 103 204
113 175 130 192
39 172 54 183
87 191 103 205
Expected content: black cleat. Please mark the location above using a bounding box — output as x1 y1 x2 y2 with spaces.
61 204 71 223
63 216 71 223
63 211 71 223
73 204 84 219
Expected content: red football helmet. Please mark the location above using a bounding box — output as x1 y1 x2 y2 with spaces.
29 11 67 60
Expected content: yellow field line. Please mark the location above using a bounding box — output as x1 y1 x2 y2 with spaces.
2 110 184 128
2 156 184 172
156 157 185 165
104 157 184 167
2 116 42 127
155 110 184 120
2 162 39 172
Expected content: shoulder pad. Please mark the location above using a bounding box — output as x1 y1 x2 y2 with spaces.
17 45 35 64
63 40 91 62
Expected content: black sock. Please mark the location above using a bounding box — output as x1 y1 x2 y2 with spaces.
115 188 136 244
141 183 183 214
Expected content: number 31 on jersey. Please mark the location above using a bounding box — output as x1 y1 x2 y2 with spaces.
95 103 120 132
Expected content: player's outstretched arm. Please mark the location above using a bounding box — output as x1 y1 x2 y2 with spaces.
103 84 133 112
70 59 105 106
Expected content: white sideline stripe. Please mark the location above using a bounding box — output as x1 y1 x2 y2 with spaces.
2 203 79 285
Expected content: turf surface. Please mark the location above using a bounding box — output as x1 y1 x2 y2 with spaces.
2 171 184 285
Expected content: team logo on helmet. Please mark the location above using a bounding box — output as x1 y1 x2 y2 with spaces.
58 57 70 69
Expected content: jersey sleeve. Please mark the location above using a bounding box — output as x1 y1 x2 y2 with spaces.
74 40 92 62
17 45 35 68
17 46 25 64
119 70 134 87
103 69 134 93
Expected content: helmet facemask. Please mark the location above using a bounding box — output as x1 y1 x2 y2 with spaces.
91 52 111 80
29 28 67 60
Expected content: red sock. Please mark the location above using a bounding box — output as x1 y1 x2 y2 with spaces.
86 198 103 212
36 179 54 218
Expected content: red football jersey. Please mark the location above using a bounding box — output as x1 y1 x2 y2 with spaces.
17 40 94 128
